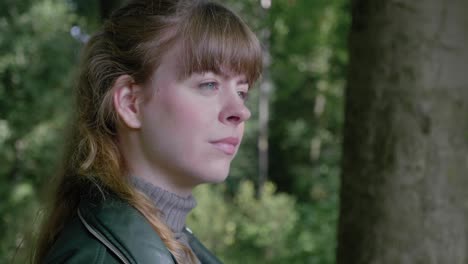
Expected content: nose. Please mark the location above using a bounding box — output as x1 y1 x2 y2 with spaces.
219 94 251 126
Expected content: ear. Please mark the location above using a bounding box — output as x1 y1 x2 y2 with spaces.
113 75 144 129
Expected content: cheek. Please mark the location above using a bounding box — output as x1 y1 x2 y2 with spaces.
239 123 245 136
150 92 226 174
149 89 217 147
159 94 209 131
140 96 207 165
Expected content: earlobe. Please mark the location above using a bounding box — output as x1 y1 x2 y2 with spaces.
113 75 143 129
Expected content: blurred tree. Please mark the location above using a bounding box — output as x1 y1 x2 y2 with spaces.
188 181 299 263
337 0 468 263
267 0 349 202
210 1 350 262
0 0 351 263
0 0 82 262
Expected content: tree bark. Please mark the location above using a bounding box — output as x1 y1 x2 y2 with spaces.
256 5 272 199
337 0 468 263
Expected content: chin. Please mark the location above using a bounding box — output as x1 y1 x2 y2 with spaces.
210 172 230 183
199 172 229 184
193 165 231 184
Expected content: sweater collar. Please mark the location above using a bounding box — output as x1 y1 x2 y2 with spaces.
131 176 197 234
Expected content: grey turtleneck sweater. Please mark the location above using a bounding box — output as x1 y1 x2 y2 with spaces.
131 176 199 263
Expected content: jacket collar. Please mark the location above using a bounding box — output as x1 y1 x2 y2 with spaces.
78 194 177 263
78 192 223 264
184 228 223 264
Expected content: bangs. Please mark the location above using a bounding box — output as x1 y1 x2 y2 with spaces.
176 3 263 85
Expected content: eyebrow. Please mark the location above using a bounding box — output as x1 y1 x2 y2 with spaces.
237 79 249 85
193 70 248 82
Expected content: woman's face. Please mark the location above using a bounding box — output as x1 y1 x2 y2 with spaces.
136 47 251 190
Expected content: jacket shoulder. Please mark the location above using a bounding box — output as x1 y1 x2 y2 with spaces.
45 194 175 264
44 216 120 264
80 194 175 263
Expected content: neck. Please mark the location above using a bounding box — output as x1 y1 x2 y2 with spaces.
119 133 197 196
131 176 197 233
135 168 195 197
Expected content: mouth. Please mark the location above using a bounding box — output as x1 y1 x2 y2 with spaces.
210 137 240 155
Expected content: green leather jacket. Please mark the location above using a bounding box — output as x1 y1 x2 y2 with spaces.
44 193 222 264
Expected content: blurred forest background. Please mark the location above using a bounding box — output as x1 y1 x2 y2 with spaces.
1 0 467 263
0 0 348 263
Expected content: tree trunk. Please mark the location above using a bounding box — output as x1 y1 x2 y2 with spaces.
256 5 272 199
337 1 468 263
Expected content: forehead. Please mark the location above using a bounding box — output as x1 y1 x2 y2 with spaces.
158 43 249 81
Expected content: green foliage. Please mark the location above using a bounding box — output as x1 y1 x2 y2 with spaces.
0 0 80 262
224 1 349 261
189 181 299 263
267 0 349 201
0 0 349 263
189 180 339 263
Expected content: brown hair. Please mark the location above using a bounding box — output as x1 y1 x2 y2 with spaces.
33 0 262 263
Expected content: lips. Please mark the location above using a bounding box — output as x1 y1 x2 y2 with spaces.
210 137 240 155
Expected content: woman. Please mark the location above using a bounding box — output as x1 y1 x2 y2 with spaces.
33 0 262 263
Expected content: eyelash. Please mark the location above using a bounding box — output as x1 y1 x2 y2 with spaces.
199 82 218 90
198 81 249 101
237 91 249 101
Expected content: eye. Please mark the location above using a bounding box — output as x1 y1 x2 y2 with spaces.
237 90 249 101
199 82 218 90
